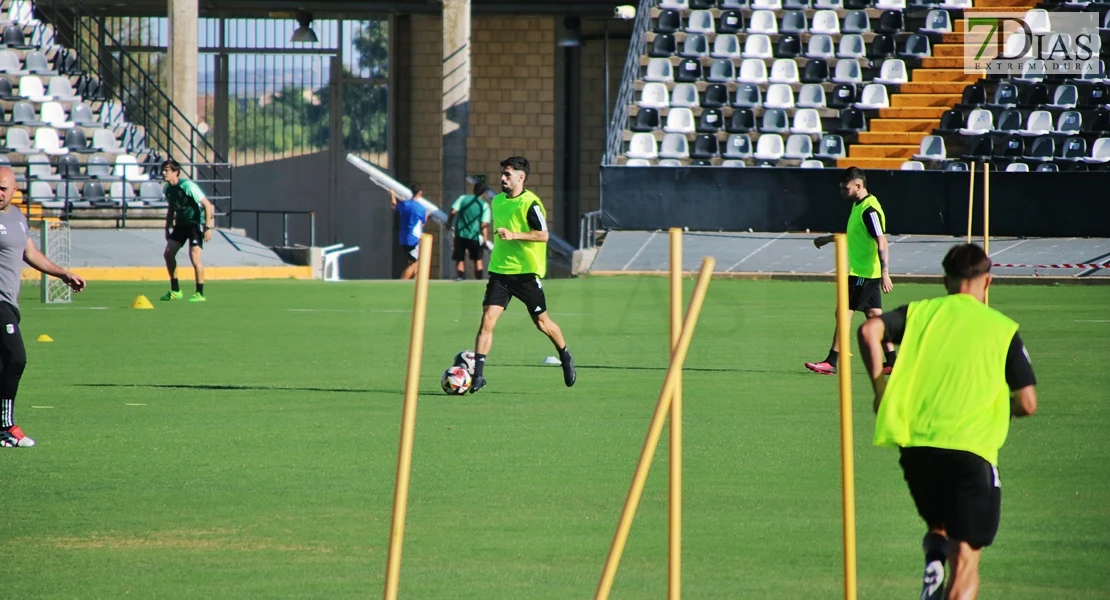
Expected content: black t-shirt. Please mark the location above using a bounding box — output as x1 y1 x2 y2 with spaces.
526 202 547 231
881 304 1036 391
862 207 883 239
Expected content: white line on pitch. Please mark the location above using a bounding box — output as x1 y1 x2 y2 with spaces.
125 403 147 406
1074 319 1110 323
35 306 109 310
727 232 788 272
31 405 54 409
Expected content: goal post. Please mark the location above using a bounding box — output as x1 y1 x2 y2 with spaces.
27 219 71 304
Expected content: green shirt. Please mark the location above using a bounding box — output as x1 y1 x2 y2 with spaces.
451 194 491 241
165 178 207 227
847 194 885 279
874 294 1019 466
489 190 547 278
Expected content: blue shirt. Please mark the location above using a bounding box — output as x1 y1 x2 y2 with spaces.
396 199 427 247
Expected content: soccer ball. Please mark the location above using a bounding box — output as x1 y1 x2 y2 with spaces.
441 366 472 395
453 350 476 374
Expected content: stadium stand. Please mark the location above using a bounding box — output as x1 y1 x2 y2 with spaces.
621 0 1109 171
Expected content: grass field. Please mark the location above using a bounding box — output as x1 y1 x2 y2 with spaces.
2 277 1108 599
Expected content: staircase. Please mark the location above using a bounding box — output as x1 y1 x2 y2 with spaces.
840 0 1039 169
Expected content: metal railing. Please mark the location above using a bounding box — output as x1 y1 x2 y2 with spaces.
579 209 603 250
229 209 316 247
603 0 653 166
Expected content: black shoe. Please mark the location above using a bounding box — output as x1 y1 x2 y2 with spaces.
469 375 487 394
561 350 576 387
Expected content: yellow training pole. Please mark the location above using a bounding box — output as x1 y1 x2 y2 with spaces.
834 234 858 600
668 228 683 600
383 233 434 600
966 162 976 244
596 257 716 600
983 165 991 306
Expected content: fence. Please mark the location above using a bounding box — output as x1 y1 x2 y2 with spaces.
602 0 652 166
229 209 316 247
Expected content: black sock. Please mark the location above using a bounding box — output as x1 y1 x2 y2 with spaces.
558 346 570 360
456 269 465 279
476 271 484 280
884 349 897 367
171 278 180 292
196 283 204 295
473 353 486 378
825 349 839 368
921 532 948 600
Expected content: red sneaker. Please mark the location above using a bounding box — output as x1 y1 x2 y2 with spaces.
804 361 837 375
1 425 35 447
882 365 893 376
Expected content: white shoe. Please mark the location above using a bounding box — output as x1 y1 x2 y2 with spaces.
1 426 35 447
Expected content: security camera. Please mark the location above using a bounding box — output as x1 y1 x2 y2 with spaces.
614 5 636 19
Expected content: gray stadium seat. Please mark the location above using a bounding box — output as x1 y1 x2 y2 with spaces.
687 10 715 34
838 35 866 59
806 34 835 59
11 101 42 126
679 34 709 58
912 136 946 161
644 58 673 82
23 51 51 74
659 133 690 159
140 181 166 204
761 108 790 133
0 49 23 73
733 84 762 109
784 134 814 159
842 11 871 34
724 134 753 158
707 59 735 83
27 154 58 181
1047 85 1078 109
800 159 824 168
815 135 846 159
920 9 952 34
3 127 32 153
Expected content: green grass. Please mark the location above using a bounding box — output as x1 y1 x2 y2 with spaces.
2 278 1108 599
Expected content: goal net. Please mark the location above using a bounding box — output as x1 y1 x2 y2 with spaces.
25 219 71 304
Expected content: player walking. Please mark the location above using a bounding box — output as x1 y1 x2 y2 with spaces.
469 156 575 393
159 159 215 302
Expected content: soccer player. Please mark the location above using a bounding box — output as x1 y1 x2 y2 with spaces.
0 166 86 448
390 185 428 280
858 243 1037 600
805 166 895 375
159 159 215 302
448 182 491 280
469 156 575 393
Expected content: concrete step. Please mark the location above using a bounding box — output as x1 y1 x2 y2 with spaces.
837 157 911 169
847 144 920 158
879 107 950 118
912 69 984 83
870 118 938 132
892 93 963 107
920 58 969 69
970 0 1038 7
933 44 968 58
858 131 931 144
898 82 974 94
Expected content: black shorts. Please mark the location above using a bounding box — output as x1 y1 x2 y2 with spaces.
402 245 419 261
0 301 25 366
452 237 484 262
848 276 882 312
899 447 1002 549
168 224 204 248
483 272 547 315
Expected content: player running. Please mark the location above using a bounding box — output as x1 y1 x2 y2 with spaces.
469 156 575 393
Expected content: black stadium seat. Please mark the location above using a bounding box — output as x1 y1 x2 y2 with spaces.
631 108 659 132
692 134 720 158
999 135 1024 159
828 84 857 110
837 108 867 133
702 84 728 108
717 10 743 34
776 35 801 58
650 34 676 57
876 10 904 34
936 110 964 134
697 108 723 133
963 137 993 162
802 59 830 83
675 58 702 82
1026 136 1055 161
1057 136 1087 162
727 109 757 133
655 10 681 34
869 34 896 59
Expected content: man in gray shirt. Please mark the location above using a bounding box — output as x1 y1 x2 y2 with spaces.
0 166 85 448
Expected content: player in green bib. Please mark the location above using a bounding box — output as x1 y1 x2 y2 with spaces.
468 156 575 394
448 182 491 280
806 167 896 375
159 159 215 302
858 244 1038 600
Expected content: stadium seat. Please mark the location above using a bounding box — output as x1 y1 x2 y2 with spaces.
639 83 670 108
717 10 744 34
733 84 762 108
800 159 824 169
999 135 1024 160
0 49 23 73
1035 163 1059 172
801 60 830 83
1 25 31 49
722 159 746 167
624 158 651 167
770 59 800 84
1057 111 1082 135
963 137 992 162
1004 34 1031 60
23 51 50 74
785 0 812 8
691 134 720 158
807 35 835 59
1025 136 1055 161
765 84 796 109
660 133 691 159
664 108 696 133
140 181 166 204
64 127 91 152
650 34 676 57
28 181 54 205
721 0 749 8
753 133 785 160
644 58 674 82
842 11 870 34
1005 162 1029 172
944 0 971 7
901 160 924 170
707 59 735 82
791 109 822 134
1020 110 1053 136
810 10 840 35
876 0 905 10
1047 85 1078 109
837 107 867 133
920 9 952 34
900 34 930 58
1024 9 1051 34
935 110 963 134
751 0 782 9
40 102 72 128
12 101 42 126
944 162 969 172
785 134 814 159
912 136 946 161
110 181 141 207
1013 60 1045 84
875 10 904 34
82 181 106 204
675 59 702 82
833 60 862 84
814 0 843 7
1082 138 1110 163
680 34 709 58
687 10 715 34
114 155 150 182
56 154 84 180
869 35 896 59
46 77 79 102
776 35 802 59
655 10 680 34
762 108 790 133
671 83 699 108
0 78 19 101
1089 110 1110 134
690 0 715 8
627 133 659 159
702 84 728 108
815 134 846 159
838 35 866 59
724 134 753 158
712 34 742 59
797 83 827 108
957 84 986 109
1079 84 1107 108
742 35 773 59
844 0 871 8
1073 60 1104 85
1023 83 1052 109
27 154 57 180
54 181 81 206
1057 136 1087 162
697 108 723 133
987 83 1018 109
100 101 125 125
828 84 857 110
18 76 49 102
658 159 684 167
781 11 808 35
727 108 757 132
34 128 67 156
659 0 689 9
991 109 1022 134
739 59 768 83
86 155 114 179
748 11 778 34
874 59 907 85
959 109 993 135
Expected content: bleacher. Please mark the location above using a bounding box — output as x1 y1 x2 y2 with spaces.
0 0 166 218
618 0 1110 171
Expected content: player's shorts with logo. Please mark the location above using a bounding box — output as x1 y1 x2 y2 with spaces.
848 276 882 311
899 446 1002 549
483 272 547 315
453 236 484 261
169 223 205 248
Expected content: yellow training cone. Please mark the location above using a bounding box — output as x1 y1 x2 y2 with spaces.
130 295 154 310
36 334 53 342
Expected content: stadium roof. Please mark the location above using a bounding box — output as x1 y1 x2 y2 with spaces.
81 0 627 17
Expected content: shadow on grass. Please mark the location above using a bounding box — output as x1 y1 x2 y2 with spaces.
74 382 519 396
